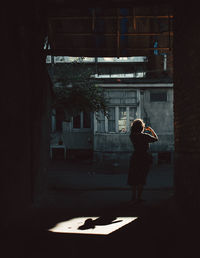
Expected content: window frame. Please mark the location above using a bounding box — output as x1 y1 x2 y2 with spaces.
107 107 116 133
96 111 106 133
72 112 92 131
95 106 137 134
118 106 128 133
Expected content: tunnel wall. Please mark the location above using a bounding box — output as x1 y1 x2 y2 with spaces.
173 4 200 213
1 2 51 225
2 1 200 225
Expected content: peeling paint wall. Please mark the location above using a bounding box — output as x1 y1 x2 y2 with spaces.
93 86 174 167
141 88 174 152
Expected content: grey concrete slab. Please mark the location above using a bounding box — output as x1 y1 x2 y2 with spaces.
39 161 174 210
47 161 174 191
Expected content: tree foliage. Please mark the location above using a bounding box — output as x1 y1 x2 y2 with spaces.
48 58 108 119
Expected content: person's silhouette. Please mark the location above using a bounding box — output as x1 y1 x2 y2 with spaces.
128 119 158 204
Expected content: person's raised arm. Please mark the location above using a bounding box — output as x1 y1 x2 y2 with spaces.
145 126 159 141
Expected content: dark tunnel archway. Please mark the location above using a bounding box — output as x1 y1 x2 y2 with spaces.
1 0 200 228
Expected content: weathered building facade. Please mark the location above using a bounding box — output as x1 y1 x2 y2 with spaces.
50 71 174 168
93 81 174 167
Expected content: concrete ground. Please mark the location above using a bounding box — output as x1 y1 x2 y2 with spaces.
42 160 174 210
3 160 199 258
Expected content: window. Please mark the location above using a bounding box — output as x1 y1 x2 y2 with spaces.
150 92 167 102
73 112 91 129
119 107 127 132
97 111 105 132
83 112 91 128
46 56 147 64
108 107 115 132
96 106 136 133
51 109 56 132
73 114 81 128
56 109 64 131
129 107 136 126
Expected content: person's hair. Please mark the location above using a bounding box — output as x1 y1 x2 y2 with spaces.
130 119 145 134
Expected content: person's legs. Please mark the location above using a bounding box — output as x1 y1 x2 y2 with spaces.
131 185 137 201
137 184 144 201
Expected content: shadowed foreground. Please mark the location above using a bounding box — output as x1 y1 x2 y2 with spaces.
2 162 198 258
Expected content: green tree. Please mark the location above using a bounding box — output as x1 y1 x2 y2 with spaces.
48 58 108 120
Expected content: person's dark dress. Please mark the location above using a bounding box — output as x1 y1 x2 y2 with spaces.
128 132 157 186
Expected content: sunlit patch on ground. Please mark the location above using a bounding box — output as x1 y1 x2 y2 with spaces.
48 216 138 235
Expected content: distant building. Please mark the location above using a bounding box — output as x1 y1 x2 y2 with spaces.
92 81 174 167
49 55 174 167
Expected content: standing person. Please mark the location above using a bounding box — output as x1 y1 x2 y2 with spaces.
128 118 158 204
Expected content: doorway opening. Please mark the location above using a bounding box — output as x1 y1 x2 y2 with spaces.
42 4 174 211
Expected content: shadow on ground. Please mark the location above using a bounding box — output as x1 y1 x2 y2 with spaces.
3 197 199 258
